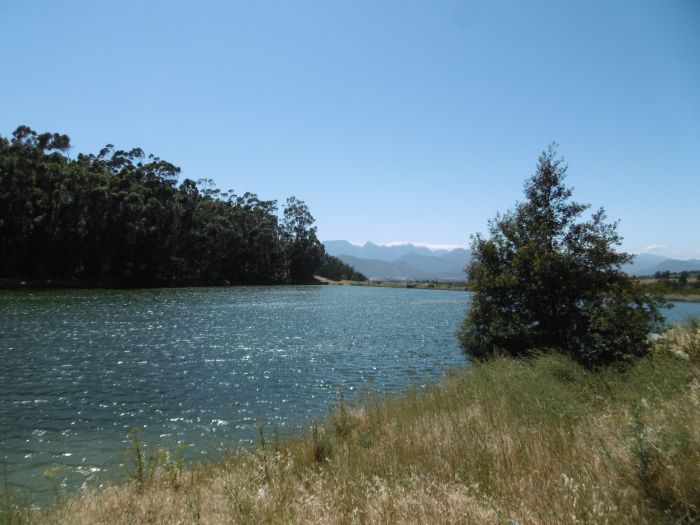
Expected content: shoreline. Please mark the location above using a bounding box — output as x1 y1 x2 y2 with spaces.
0 277 330 291
314 276 470 292
2 278 699 303
9 323 699 524
664 293 700 303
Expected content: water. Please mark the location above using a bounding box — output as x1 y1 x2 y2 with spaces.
664 300 700 324
0 285 469 498
0 286 698 500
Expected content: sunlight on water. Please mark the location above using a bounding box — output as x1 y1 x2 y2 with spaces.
0 286 470 498
0 286 696 500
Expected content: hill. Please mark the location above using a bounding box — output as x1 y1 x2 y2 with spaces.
335 255 434 281
324 241 700 281
324 241 470 281
623 254 700 276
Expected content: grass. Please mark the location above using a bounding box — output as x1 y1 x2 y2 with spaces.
637 275 700 302
4 322 700 524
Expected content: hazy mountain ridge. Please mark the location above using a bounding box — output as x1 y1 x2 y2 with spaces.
323 241 471 281
334 255 436 281
623 254 700 276
633 259 700 275
323 240 457 262
324 241 700 281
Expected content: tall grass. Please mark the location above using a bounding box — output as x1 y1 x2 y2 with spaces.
10 322 700 524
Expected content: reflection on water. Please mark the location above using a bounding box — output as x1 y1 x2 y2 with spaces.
0 286 468 498
0 286 697 500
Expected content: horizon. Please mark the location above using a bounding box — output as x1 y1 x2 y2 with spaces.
323 239 700 261
2 0 698 258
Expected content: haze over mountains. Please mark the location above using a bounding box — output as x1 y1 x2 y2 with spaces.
323 241 700 281
622 253 700 276
323 241 471 281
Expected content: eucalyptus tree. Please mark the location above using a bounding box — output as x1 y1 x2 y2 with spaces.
0 126 364 287
282 197 324 282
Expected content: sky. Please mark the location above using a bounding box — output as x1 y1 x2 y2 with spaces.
1 0 699 258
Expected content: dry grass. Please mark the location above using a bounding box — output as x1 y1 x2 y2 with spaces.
4 323 700 524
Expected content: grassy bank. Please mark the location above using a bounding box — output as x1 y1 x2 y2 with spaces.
322 276 700 299
637 275 700 302
4 324 699 524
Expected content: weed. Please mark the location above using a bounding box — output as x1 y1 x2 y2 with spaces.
330 388 353 438
311 420 333 463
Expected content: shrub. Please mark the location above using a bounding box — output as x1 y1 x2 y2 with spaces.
459 145 663 366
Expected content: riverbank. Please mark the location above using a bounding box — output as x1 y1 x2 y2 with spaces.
7 322 699 524
313 275 469 291
0 277 331 290
636 276 700 303
664 293 700 303
6 277 698 302
318 276 700 300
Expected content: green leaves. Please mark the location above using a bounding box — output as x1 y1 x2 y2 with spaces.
0 125 330 286
459 145 662 367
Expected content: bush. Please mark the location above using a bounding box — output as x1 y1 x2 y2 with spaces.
459 145 663 367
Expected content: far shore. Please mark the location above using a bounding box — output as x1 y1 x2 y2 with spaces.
312 276 469 292
0 277 330 291
664 293 700 303
316 276 700 301
3 276 699 302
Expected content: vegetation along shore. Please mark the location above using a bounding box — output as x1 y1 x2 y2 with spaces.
3 321 698 524
0 127 365 288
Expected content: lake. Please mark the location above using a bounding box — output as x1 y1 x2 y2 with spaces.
1 286 698 500
0 285 468 498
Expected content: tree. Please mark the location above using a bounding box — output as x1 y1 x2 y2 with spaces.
318 254 367 281
282 197 323 282
0 125 325 286
458 145 663 367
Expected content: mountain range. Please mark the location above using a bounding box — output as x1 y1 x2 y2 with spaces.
323 240 700 281
323 241 471 281
621 253 700 276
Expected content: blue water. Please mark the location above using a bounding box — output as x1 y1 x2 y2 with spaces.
0 286 697 499
0 285 468 497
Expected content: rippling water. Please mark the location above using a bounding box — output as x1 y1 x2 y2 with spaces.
1 286 698 500
0 285 470 498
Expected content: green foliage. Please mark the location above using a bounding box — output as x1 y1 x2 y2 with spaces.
0 126 328 285
459 145 663 366
311 420 333 463
317 254 367 281
647 271 700 294
281 197 324 283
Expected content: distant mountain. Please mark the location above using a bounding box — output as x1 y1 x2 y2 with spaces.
324 241 700 280
642 259 700 275
439 248 472 266
395 253 467 280
623 254 700 276
335 255 435 281
323 241 470 281
622 253 668 276
323 240 445 262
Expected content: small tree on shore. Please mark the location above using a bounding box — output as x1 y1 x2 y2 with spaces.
459 145 663 367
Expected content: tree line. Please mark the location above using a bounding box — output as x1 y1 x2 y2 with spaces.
0 126 365 286
653 270 700 287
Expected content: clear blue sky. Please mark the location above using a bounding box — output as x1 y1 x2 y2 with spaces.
2 0 699 258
